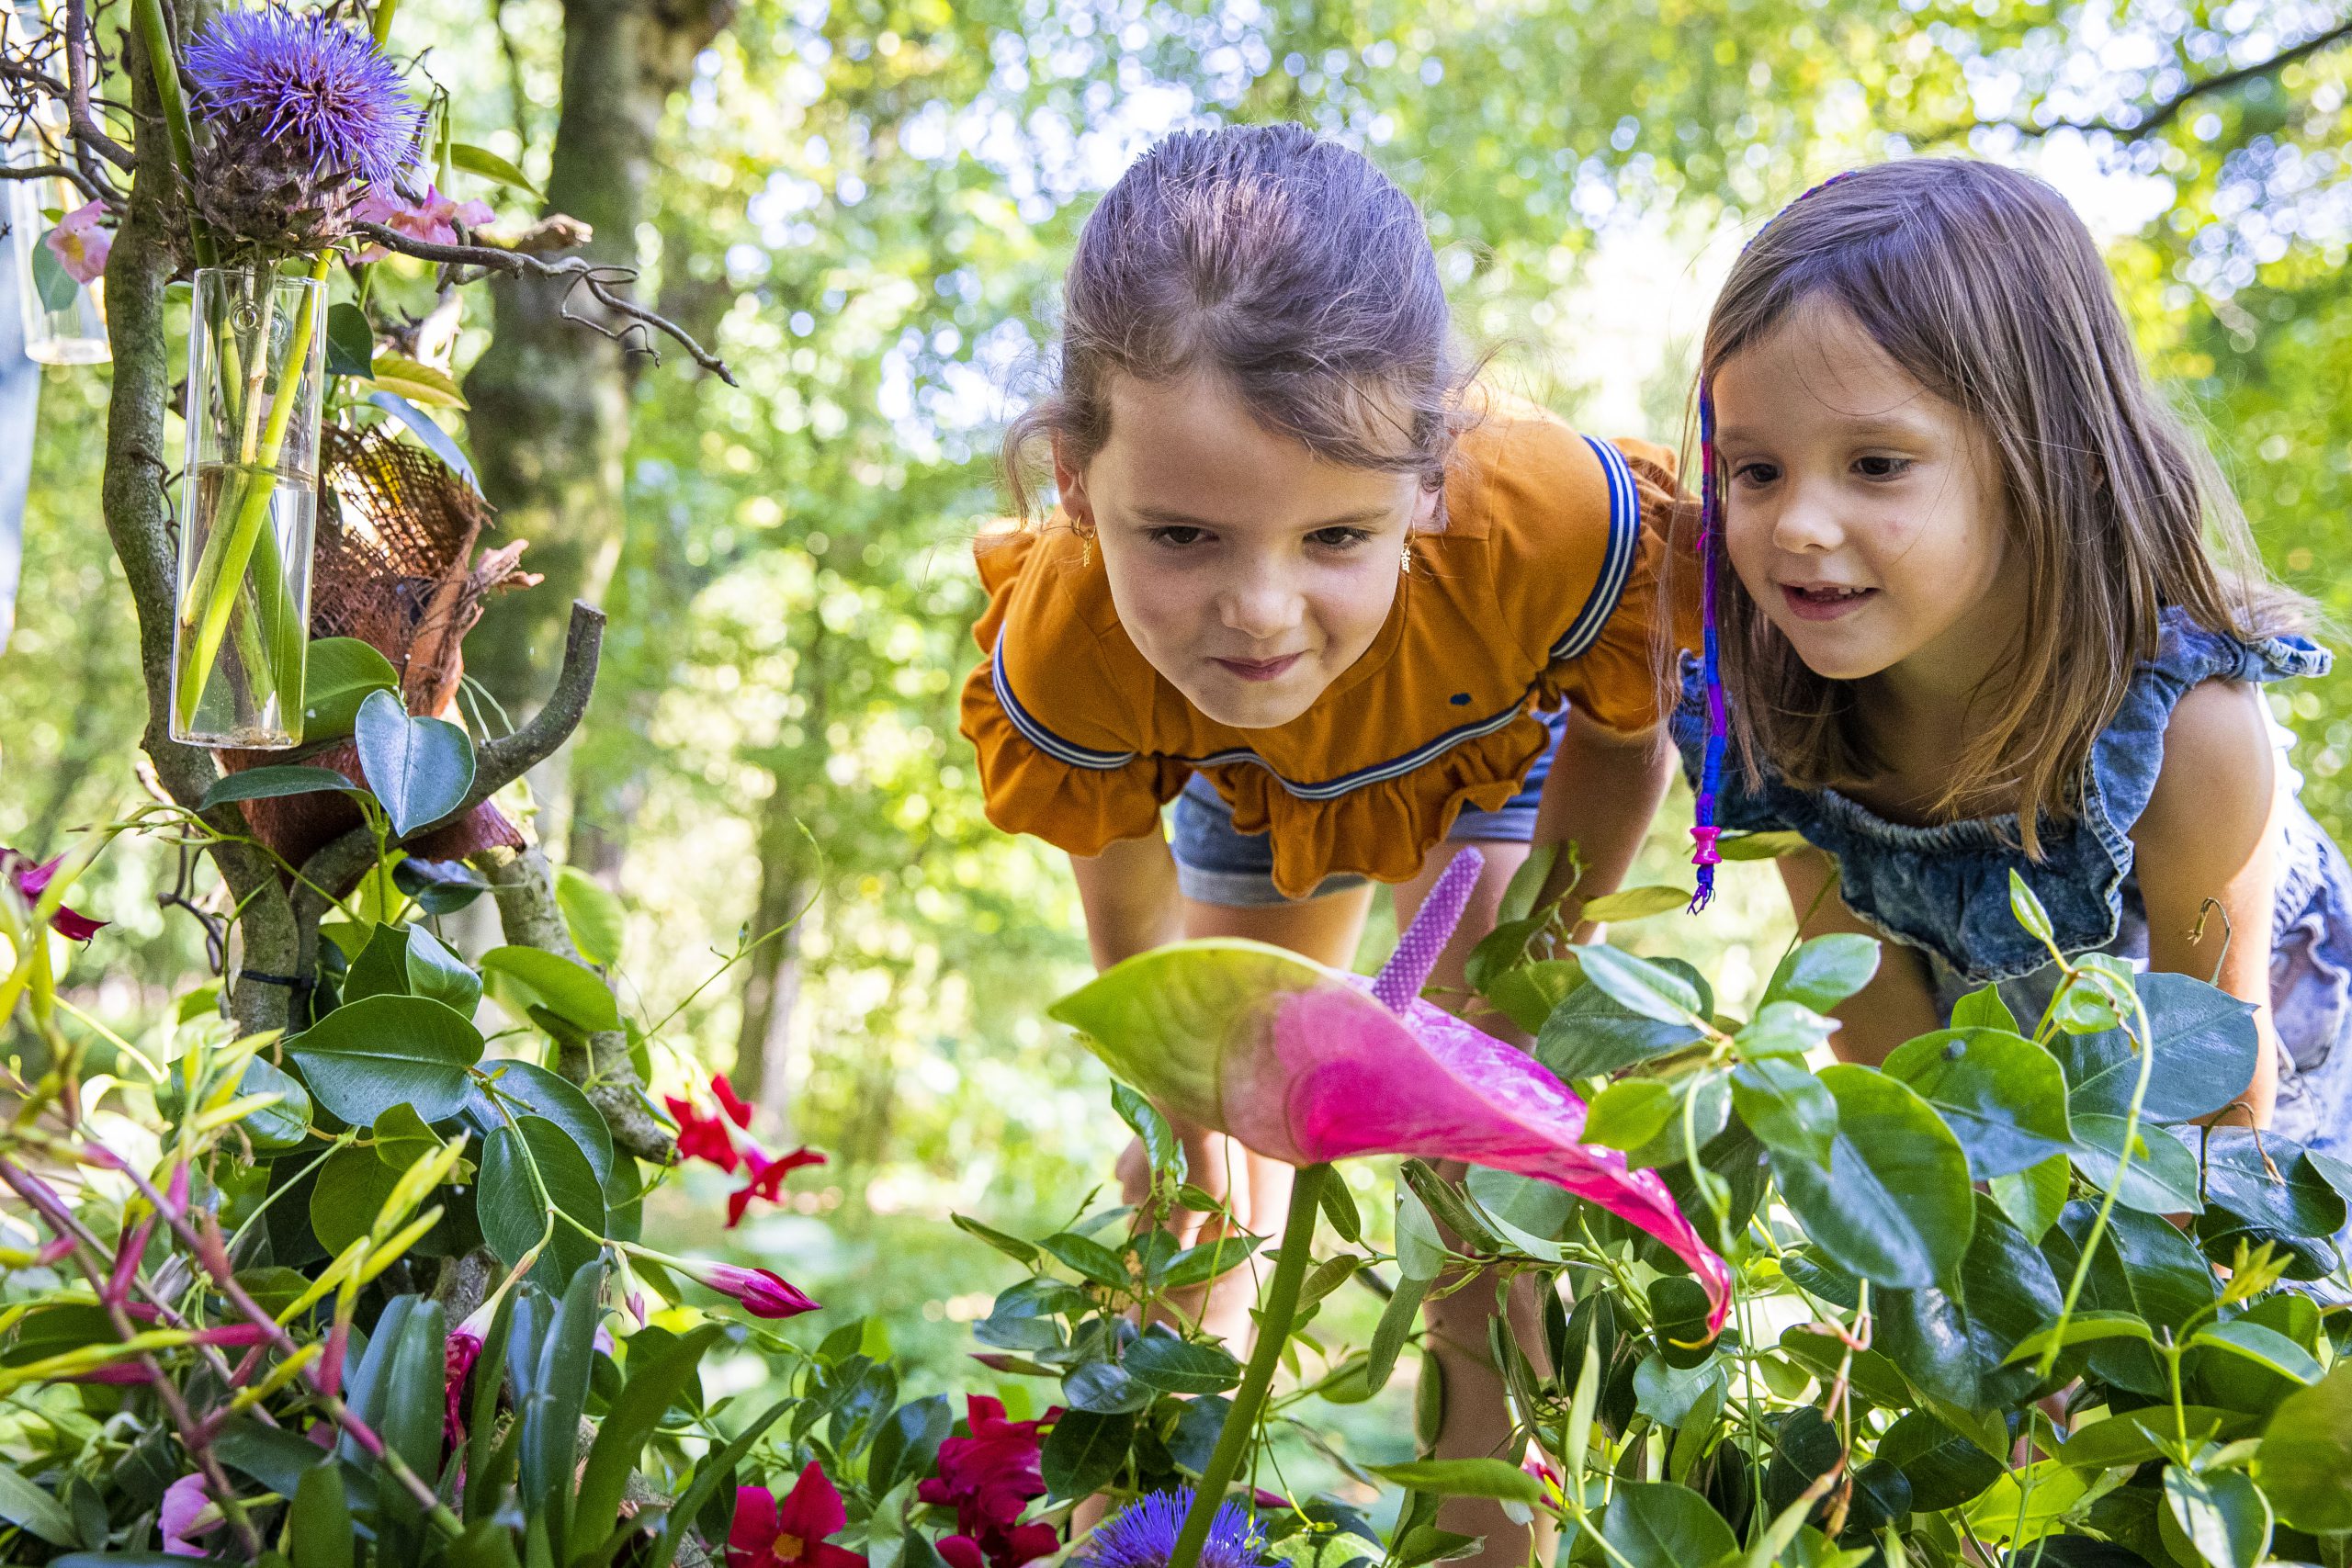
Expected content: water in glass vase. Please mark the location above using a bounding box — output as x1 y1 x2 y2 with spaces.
169 460 317 749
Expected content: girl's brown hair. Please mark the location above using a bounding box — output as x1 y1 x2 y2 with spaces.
1004 123 1464 516
1702 158 2299 853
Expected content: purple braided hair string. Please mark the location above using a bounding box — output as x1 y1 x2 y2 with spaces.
1374 846 1485 1012
1687 168 1859 915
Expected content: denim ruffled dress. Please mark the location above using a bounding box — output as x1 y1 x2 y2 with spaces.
1672 609 2352 1162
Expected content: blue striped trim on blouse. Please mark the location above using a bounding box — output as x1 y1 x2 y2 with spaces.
988 435 1640 797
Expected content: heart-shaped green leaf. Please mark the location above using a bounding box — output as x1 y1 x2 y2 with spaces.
286 994 483 1124
354 688 476 837
302 637 400 739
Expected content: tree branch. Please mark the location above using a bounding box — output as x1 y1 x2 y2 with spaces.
349 220 734 383
470 599 606 805
1948 18 2352 144
0 158 115 203
62 0 137 172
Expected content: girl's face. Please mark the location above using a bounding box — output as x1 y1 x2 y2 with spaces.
1059 371 1437 729
1712 301 2022 693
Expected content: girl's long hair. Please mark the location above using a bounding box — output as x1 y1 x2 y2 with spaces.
1701 158 2301 854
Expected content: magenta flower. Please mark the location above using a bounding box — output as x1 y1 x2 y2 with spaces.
2 846 107 941
727 1145 826 1228
1049 849 1734 1332
677 1259 820 1319
160 1473 215 1557
918 1396 1061 1568
729 1462 867 1568
350 184 497 260
43 200 111 285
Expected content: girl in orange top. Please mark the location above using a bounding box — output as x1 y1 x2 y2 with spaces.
959 123 1690 1560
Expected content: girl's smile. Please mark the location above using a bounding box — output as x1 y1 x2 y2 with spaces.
1057 370 1436 729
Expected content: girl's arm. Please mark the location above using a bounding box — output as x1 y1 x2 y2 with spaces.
2129 679 2280 1125
1775 848 1942 1064
1531 710 1677 935
1069 835 1185 971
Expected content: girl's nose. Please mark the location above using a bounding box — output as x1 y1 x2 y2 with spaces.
1218 571 1303 641
1771 485 1845 554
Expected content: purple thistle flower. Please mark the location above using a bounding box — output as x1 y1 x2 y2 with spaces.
1079 1491 1262 1568
185 10 422 186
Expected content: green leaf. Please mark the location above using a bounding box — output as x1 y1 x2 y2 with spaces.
1620 1070 1730 1172
368 352 469 409
300 637 401 739
288 1461 353 1568
199 764 361 810
2041 1201 2220 1395
379 1298 447 1508
1363 1271 1430 1397
1875 1195 2062 1411
311 1146 402 1254
1572 944 1704 1023
467 1059 613 1185
1123 1334 1242 1394
450 141 540 195
478 946 621 1033
1112 1081 1182 1178
1716 829 1809 861
1368 1459 1540 1504
231 1055 312 1151
1729 1055 1836 1169
1598 1480 1736 1568
2000 1309 2155 1365
2058 1406 2239 1471
324 302 376 379
286 994 484 1124
354 689 476 838
1950 984 2019 1032
2195 1128 2350 1260
0 1463 78 1546
1631 1352 1726 1428
2190 1319 2323 1385
1584 1077 1677 1151
2256 1363 2352 1532
1761 933 1880 1013
2163 1465 2270 1568
521 1263 603 1559
648 1399 790 1568
1394 1184 1446 1281
1040 1407 1133 1501
1495 843 1557 923
554 864 627 967
1318 1179 1363 1244
1988 1152 2071 1242
951 1213 1037 1268
372 1101 444 1168
28 231 80 312
1730 1000 1836 1060
1882 1028 2073 1179
403 924 481 1016
480 1115 606 1291
1533 974 1703 1080
367 390 481 491
2008 870 2056 945
868 1394 951 1498
1769 1064 1973 1289
1483 956 1581 1034
1038 1230 1128 1288
2069 1115 2203 1214
576 1323 728 1551
2051 971 2260 1123
1158 1232 1264 1290
1875 1410 2001 1512
1578 885 1691 922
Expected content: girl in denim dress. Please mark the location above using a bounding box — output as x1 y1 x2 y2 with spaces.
1670 159 2350 1161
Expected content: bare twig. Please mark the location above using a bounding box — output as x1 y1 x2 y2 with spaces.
349 220 734 382
0 157 113 202
62 0 136 172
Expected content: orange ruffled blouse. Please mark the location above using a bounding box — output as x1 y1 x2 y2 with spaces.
958 400 1693 899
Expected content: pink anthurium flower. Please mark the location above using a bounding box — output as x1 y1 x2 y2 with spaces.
1048 848 1734 1332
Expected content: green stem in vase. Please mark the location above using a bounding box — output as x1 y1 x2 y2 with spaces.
174 254 332 736
1167 1162 1328 1568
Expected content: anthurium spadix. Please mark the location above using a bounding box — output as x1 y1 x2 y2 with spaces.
1048 848 1733 1333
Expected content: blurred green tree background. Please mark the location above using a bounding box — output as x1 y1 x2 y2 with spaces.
5 0 2346 1457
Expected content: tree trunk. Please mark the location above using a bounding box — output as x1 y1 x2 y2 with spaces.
461 0 736 718
730 781 815 1130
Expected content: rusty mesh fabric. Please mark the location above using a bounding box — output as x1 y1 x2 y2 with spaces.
222 424 539 874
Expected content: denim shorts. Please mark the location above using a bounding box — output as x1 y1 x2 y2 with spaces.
1170 705 1571 907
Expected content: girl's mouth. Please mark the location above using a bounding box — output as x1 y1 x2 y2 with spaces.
1781 583 1878 622
1212 653 1304 682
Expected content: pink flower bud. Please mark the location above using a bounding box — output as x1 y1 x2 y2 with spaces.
680 1259 819 1319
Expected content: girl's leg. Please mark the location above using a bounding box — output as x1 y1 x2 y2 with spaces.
1396 841 1559 1568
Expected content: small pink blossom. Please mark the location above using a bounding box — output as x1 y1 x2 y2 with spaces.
42 200 110 285
351 184 497 261
160 1473 214 1556
2 845 107 941
443 1300 496 1448
676 1259 820 1319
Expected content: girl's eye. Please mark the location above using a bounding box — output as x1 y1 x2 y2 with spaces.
1855 454 1914 479
1147 525 1208 548
1306 526 1374 551
1731 460 1780 487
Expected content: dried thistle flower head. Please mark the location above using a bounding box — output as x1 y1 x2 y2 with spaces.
185 9 424 254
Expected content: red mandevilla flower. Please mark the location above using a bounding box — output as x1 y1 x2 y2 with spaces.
678 1259 820 1320
730 1462 866 1568
2 847 107 941
916 1397 1061 1568
727 1145 826 1228
666 1091 742 1173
